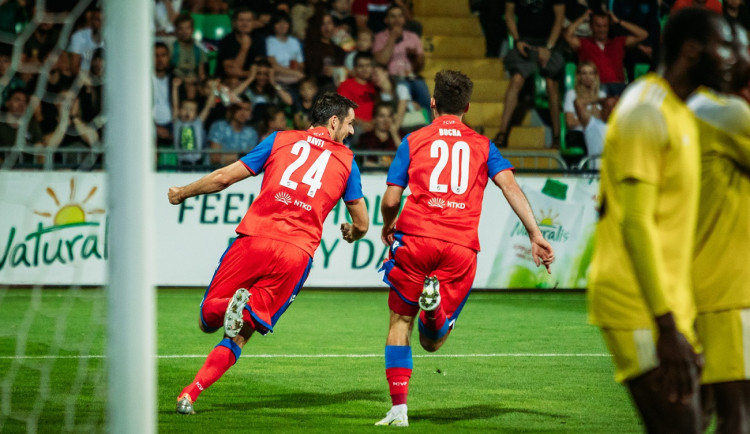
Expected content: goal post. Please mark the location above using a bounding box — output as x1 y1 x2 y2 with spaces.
103 0 156 432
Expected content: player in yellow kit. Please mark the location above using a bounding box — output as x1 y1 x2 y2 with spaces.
587 8 736 433
688 23 750 433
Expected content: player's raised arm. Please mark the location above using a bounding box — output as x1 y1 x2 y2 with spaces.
168 160 252 204
341 198 369 243
492 170 554 273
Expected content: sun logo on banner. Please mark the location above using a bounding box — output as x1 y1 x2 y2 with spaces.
33 178 105 226
538 209 559 227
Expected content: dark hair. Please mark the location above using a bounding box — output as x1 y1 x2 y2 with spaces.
175 13 194 28
373 101 394 117
385 4 404 17
661 7 719 68
154 41 169 52
310 92 358 127
591 11 609 22
271 12 291 28
232 6 254 22
433 70 473 116
259 104 287 136
354 51 374 65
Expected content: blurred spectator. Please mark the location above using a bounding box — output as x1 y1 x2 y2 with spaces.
188 0 229 13
671 0 722 13
305 13 346 92
155 0 183 43
256 104 288 140
611 0 661 76
494 0 565 147
207 97 258 166
372 62 422 131
476 0 507 58
67 7 103 75
153 42 175 148
573 95 617 169
44 93 101 166
330 0 358 51
233 60 294 120
216 7 267 78
0 0 29 36
265 13 306 85
353 0 390 34
290 0 324 41
171 13 208 81
565 9 648 96
171 78 216 167
22 22 61 68
724 0 750 31
292 76 318 129
345 28 373 72
0 89 43 164
373 5 429 110
79 48 104 124
337 51 392 134
356 102 399 167
0 45 26 106
563 61 605 152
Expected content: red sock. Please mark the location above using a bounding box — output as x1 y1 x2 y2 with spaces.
180 340 240 402
419 303 446 331
386 367 412 406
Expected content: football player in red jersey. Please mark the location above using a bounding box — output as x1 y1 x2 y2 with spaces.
167 93 369 415
374 71 555 426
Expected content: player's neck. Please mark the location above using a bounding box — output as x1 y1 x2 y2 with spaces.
659 66 697 102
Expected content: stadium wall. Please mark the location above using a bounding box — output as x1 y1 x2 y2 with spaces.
0 172 598 289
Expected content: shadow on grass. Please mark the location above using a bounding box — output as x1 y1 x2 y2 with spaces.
413 404 568 424
205 389 383 413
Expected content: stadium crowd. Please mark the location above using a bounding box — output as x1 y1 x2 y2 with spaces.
0 0 748 170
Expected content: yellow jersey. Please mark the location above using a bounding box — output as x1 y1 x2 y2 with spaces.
588 74 700 331
688 88 750 312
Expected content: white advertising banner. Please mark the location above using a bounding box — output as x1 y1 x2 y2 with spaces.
0 171 599 288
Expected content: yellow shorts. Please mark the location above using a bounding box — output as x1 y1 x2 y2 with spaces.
696 308 750 384
600 326 700 384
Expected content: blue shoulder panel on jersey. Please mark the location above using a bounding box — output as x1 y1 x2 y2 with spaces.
487 140 514 178
385 135 411 187
343 157 364 202
239 131 278 174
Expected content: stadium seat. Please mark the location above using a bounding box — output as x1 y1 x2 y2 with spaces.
192 13 232 44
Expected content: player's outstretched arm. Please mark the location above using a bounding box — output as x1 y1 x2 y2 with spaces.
619 178 698 404
492 170 554 273
168 160 252 205
341 198 369 243
380 185 404 246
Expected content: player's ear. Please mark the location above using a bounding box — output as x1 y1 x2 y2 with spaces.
464 102 470 114
430 97 436 109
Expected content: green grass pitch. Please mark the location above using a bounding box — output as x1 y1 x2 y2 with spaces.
0 289 642 432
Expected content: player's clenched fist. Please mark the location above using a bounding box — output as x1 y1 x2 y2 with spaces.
168 187 184 205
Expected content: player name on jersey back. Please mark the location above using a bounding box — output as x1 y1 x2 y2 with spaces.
438 128 461 137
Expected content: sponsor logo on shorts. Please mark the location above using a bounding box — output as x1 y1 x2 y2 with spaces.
274 192 292 205
427 198 445 208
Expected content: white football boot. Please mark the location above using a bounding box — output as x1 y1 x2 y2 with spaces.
375 404 409 427
176 394 196 415
419 276 440 312
224 288 250 338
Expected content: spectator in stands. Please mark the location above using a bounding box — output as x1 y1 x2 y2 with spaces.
565 9 648 96
724 0 750 30
207 96 258 166
573 94 617 169
292 76 318 129
67 7 103 75
0 0 29 36
265 13 306 85
0 89 43 165
172 77 217 167
611 0 661 78
671 0 722 14
345 27 373 72
373 5 430 111
356 101 399 167
494 0 565 147
22 22 60 68
563 61 606 152
353 0 391 34
44 93 101 167
330 0 358 51
79 48 103 125
337 51 393 135
0 45 26 106
171 13 207 82
153 42 175 148
305 13 346 92
233 60 294 121
216 7 267 78
476 0 507 58
155 0 182 43
256 104 289 140
290 0 324 41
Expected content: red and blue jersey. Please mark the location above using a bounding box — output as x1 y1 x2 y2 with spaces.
237 127 363 257
386 115 513 251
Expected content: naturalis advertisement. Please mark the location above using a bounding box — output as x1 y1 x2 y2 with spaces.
0 172 599 289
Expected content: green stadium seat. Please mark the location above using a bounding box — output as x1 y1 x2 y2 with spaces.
192 13 232 43
633 62 650 81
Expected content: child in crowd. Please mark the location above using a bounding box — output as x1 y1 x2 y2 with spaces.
172 77 216 167
292 76 318 130
356 102 400 168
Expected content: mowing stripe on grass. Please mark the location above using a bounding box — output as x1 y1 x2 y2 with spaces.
0 353 610 360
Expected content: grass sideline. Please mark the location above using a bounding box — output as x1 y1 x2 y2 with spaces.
0 289 642 432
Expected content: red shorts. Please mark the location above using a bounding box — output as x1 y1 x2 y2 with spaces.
201 235 312 334
380 232 477 318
